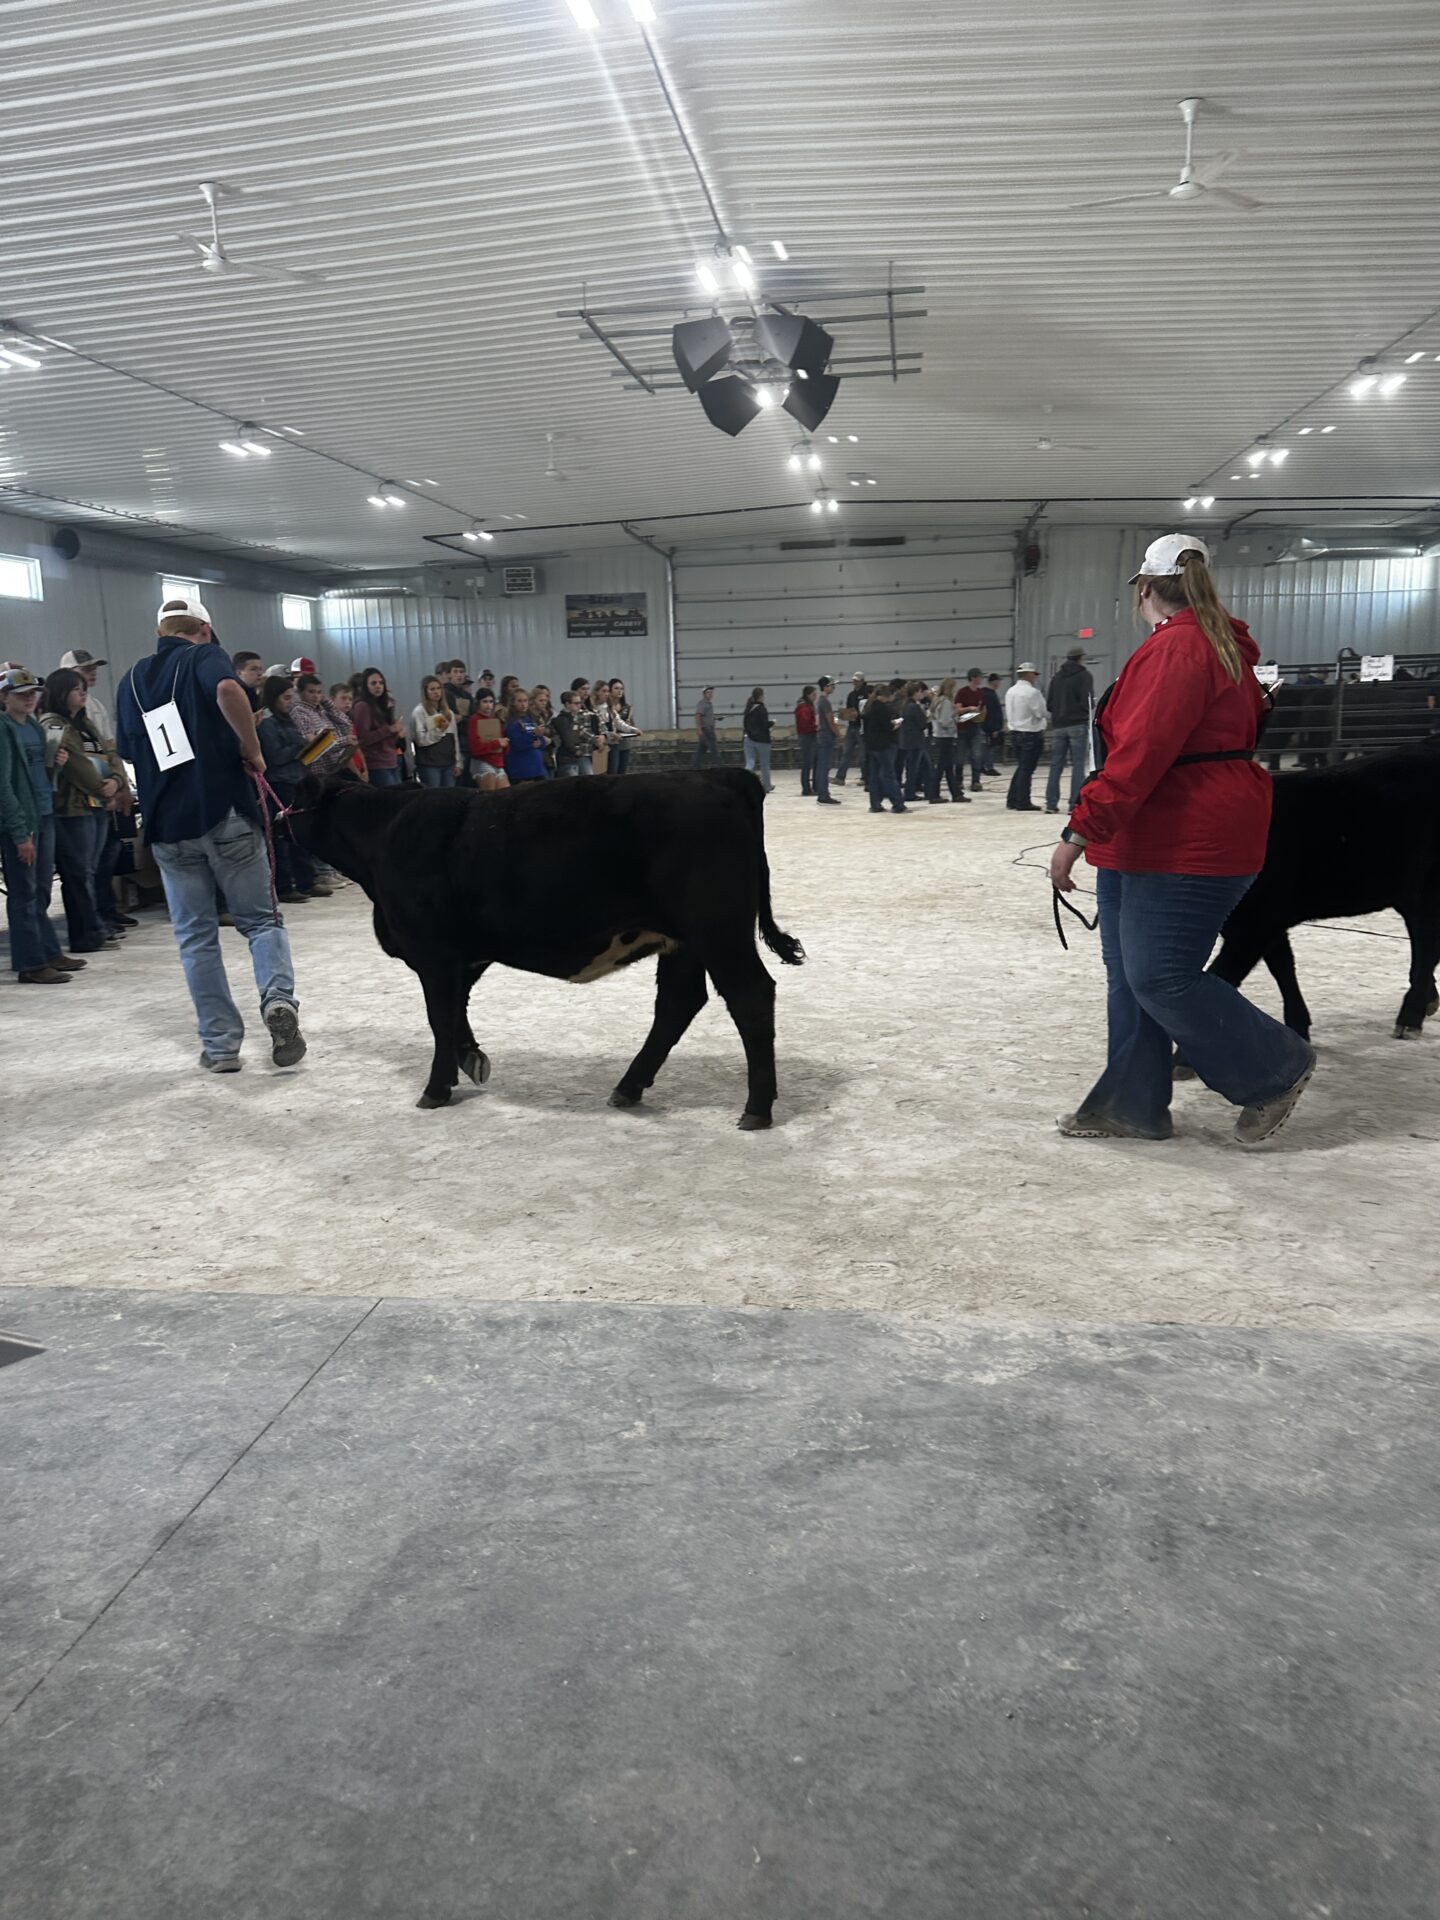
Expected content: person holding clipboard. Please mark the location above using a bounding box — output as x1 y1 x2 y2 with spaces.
116 593 306 1075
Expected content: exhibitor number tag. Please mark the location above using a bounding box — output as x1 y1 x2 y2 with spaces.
143 699 195 770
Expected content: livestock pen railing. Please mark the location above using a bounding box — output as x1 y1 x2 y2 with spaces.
1261 651 1440 767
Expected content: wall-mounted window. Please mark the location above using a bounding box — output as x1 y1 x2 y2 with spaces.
160 575 201 605
0 554 43 601
281 595 314 632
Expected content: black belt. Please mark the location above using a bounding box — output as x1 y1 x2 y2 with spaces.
1172 748 1256 766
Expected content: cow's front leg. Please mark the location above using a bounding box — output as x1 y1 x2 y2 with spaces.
416 959 466 1108
1395 906 1440 1037
1262 934 1312 1040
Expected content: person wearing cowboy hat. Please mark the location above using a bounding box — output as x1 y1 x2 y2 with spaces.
1049 532 1314 1148
115 593 306 1074
1003 664 1049 810
0 664 89 983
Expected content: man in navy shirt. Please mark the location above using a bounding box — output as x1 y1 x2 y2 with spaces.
116 593 306 1073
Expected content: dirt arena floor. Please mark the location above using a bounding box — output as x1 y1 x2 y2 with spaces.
7 773 1437 1332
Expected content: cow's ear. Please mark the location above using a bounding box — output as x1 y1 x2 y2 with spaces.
297 771 328 808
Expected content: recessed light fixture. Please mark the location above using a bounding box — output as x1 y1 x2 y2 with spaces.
1199 495 1214 508
628 0 656 19
1298 427 1313 435
731 257 756 292
695 259 720 296
565 0 599 28
219 440 250 458
366 490 388 507
238 426 272 457
1350 373 1378 397
1268 447 1289 466
826 434 839 444
1321 424 1337 433
462 524 495 543
1377 372 1407 396
771 240 789 261
1183 496 1199 509
1405 351 1426 364
847 434 859 443
0 345 43 371
1230 473 1244 480
754 385 774 408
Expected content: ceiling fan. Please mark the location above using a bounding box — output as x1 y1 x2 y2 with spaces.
177 181 327 285
1067 98 1263 214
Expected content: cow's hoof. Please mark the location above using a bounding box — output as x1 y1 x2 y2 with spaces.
416 1089 451 1109
737 1112 773 1131
1393 1024 1422 1041
460 1047 491 1087
1172 1061 1197 1083
1428 994 1440 1017
608 1088 642 1110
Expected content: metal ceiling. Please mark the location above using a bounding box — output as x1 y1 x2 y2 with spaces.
2 0 1439 570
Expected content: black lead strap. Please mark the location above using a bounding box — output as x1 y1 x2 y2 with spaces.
1053 886 1099 951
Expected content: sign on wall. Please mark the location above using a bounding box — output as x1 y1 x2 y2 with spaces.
1359 654 1395 682
502 566 539 596
565 591 649 639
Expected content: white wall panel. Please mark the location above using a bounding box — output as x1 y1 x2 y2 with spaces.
1216 554 1438 661
0 506 306 718
673 536 1016 722
317 593 488 703
481 545 673 728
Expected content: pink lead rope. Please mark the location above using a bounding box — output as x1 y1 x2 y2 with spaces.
247 767 295 921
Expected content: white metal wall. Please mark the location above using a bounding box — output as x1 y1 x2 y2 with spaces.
317 594 489 704
1216 554 1438 660
673 535 1016 724
482 545 674 728
0 506 307 719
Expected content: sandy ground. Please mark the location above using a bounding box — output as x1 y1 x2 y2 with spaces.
5 773 1437 1331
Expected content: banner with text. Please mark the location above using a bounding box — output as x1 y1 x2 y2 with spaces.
565 591 649 639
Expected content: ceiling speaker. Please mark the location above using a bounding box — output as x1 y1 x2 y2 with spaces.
698 377 763 438
754 312 834 378
783 374 841 432
672 316 734 392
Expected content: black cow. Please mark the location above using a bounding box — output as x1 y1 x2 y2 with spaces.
1212 744 1440 1040
291 768 803 1124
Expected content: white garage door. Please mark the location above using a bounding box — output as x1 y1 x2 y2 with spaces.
674 534 1016 718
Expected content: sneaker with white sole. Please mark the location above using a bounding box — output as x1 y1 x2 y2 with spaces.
1235 1052 1316 1147
264 1001 307 1068
199 1052 242 1073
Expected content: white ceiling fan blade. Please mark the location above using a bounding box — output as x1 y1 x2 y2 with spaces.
229 256 328 286
1204 186 1264 213
1191 148 1243 187
177 231 209 258
1064 190 1166 212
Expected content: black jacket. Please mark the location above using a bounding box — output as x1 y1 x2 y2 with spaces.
743 701 772 743
862 694 897 750
899 699 930 750
1047 658 1094 728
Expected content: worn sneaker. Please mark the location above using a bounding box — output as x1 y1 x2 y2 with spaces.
18 967 71 985
1057 1110 1171 1141
199 1051 242 1073
1235 1052 1317 1147
307 880 335 897
52 954 88 971
264 1001 307 1068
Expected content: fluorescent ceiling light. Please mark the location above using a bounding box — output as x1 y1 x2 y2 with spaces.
771 240 789 261
731 257 756 291
1246 447 1268 468
734 244 752 264
219 441 249 458
810 499 823 515
0 346 42 370
240 439 272 457
827 498 838 513
565 0 599 27
695 259 720 295
479 529 495 541
1297 427 1313 435
1321 424 1337 433
826 434 839 443
382 489 407 507
628 0 656 18
867 477 877 486
847 434 859 443
367 493 388 507
787 452 802 471
1405 351 1425 364
1377 372 1407 395
1199 495 1214 508
1349 373 1378 397
850 478 860 486
1230 473 1244 480
754 385 774 408
1268 448 1288 466
1183 497 1198 509
808 453 821 471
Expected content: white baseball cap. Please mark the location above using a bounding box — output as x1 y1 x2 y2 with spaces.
1129 532 1210 584
157 591 213 626
1015 662 1039 674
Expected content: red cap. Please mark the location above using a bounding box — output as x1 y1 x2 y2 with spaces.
290 656 316 675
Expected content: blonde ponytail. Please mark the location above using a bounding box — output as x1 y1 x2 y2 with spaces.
1136 549 1243 682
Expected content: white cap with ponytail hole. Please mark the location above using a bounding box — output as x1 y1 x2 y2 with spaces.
1129 532 1210 585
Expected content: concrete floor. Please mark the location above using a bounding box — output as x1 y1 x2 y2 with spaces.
6 777 1438 1915
4 774 1439 1330
3 1284 1437 1920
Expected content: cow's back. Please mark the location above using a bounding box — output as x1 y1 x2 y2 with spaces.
1255 747 1440 920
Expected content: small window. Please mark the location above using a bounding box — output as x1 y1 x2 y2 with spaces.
0 554 43 601
160 575 200 606
281 595 313 632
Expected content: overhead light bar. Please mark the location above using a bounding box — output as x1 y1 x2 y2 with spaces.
695 258 720 296
753 384 775 408
731 257 756 292
1268 447 1289 466
771 240 789 261
0 345 42 370
1349 372 1378 397
1321 424 1337 433
565 0 599 28
367 491 389 507
461 525 495 543
1298 426 1313 435
239 428 272 457
628 0 656 18
1377 372 1407 396
1405 351 1425 364
219 440 250 458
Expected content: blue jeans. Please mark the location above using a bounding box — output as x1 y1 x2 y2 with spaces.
1046 723 1089 811
369 766 402 787
152 809 297 1061
743 738 773 789
868 744 906 811
901 746 931 799
835 726 862 782
1006 731 1045 807
607 746 632 777
3 817 62 973
963 723 987 787
815 727 835 799
1081 869 1313 1138
799 734 818 794
692 731 720 767
94 812 125 930
417 764 456 789
53 813 105 950
560 757 594 778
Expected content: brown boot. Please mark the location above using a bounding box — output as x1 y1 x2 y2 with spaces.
51 953 88 971
18 967 71 984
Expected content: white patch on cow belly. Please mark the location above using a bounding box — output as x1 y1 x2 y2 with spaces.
568 931 679 984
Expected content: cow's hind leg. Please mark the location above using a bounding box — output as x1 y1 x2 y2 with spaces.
706 945 778 1130
610 951 708 1110
1176 924 1281 1079
416 958 467 1108
458 962 492 1086
1395 904 1440 1037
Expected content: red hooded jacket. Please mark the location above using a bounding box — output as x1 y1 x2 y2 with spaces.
1069 607 1272 876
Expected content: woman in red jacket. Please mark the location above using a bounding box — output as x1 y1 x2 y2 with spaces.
1049 534 1315 1147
